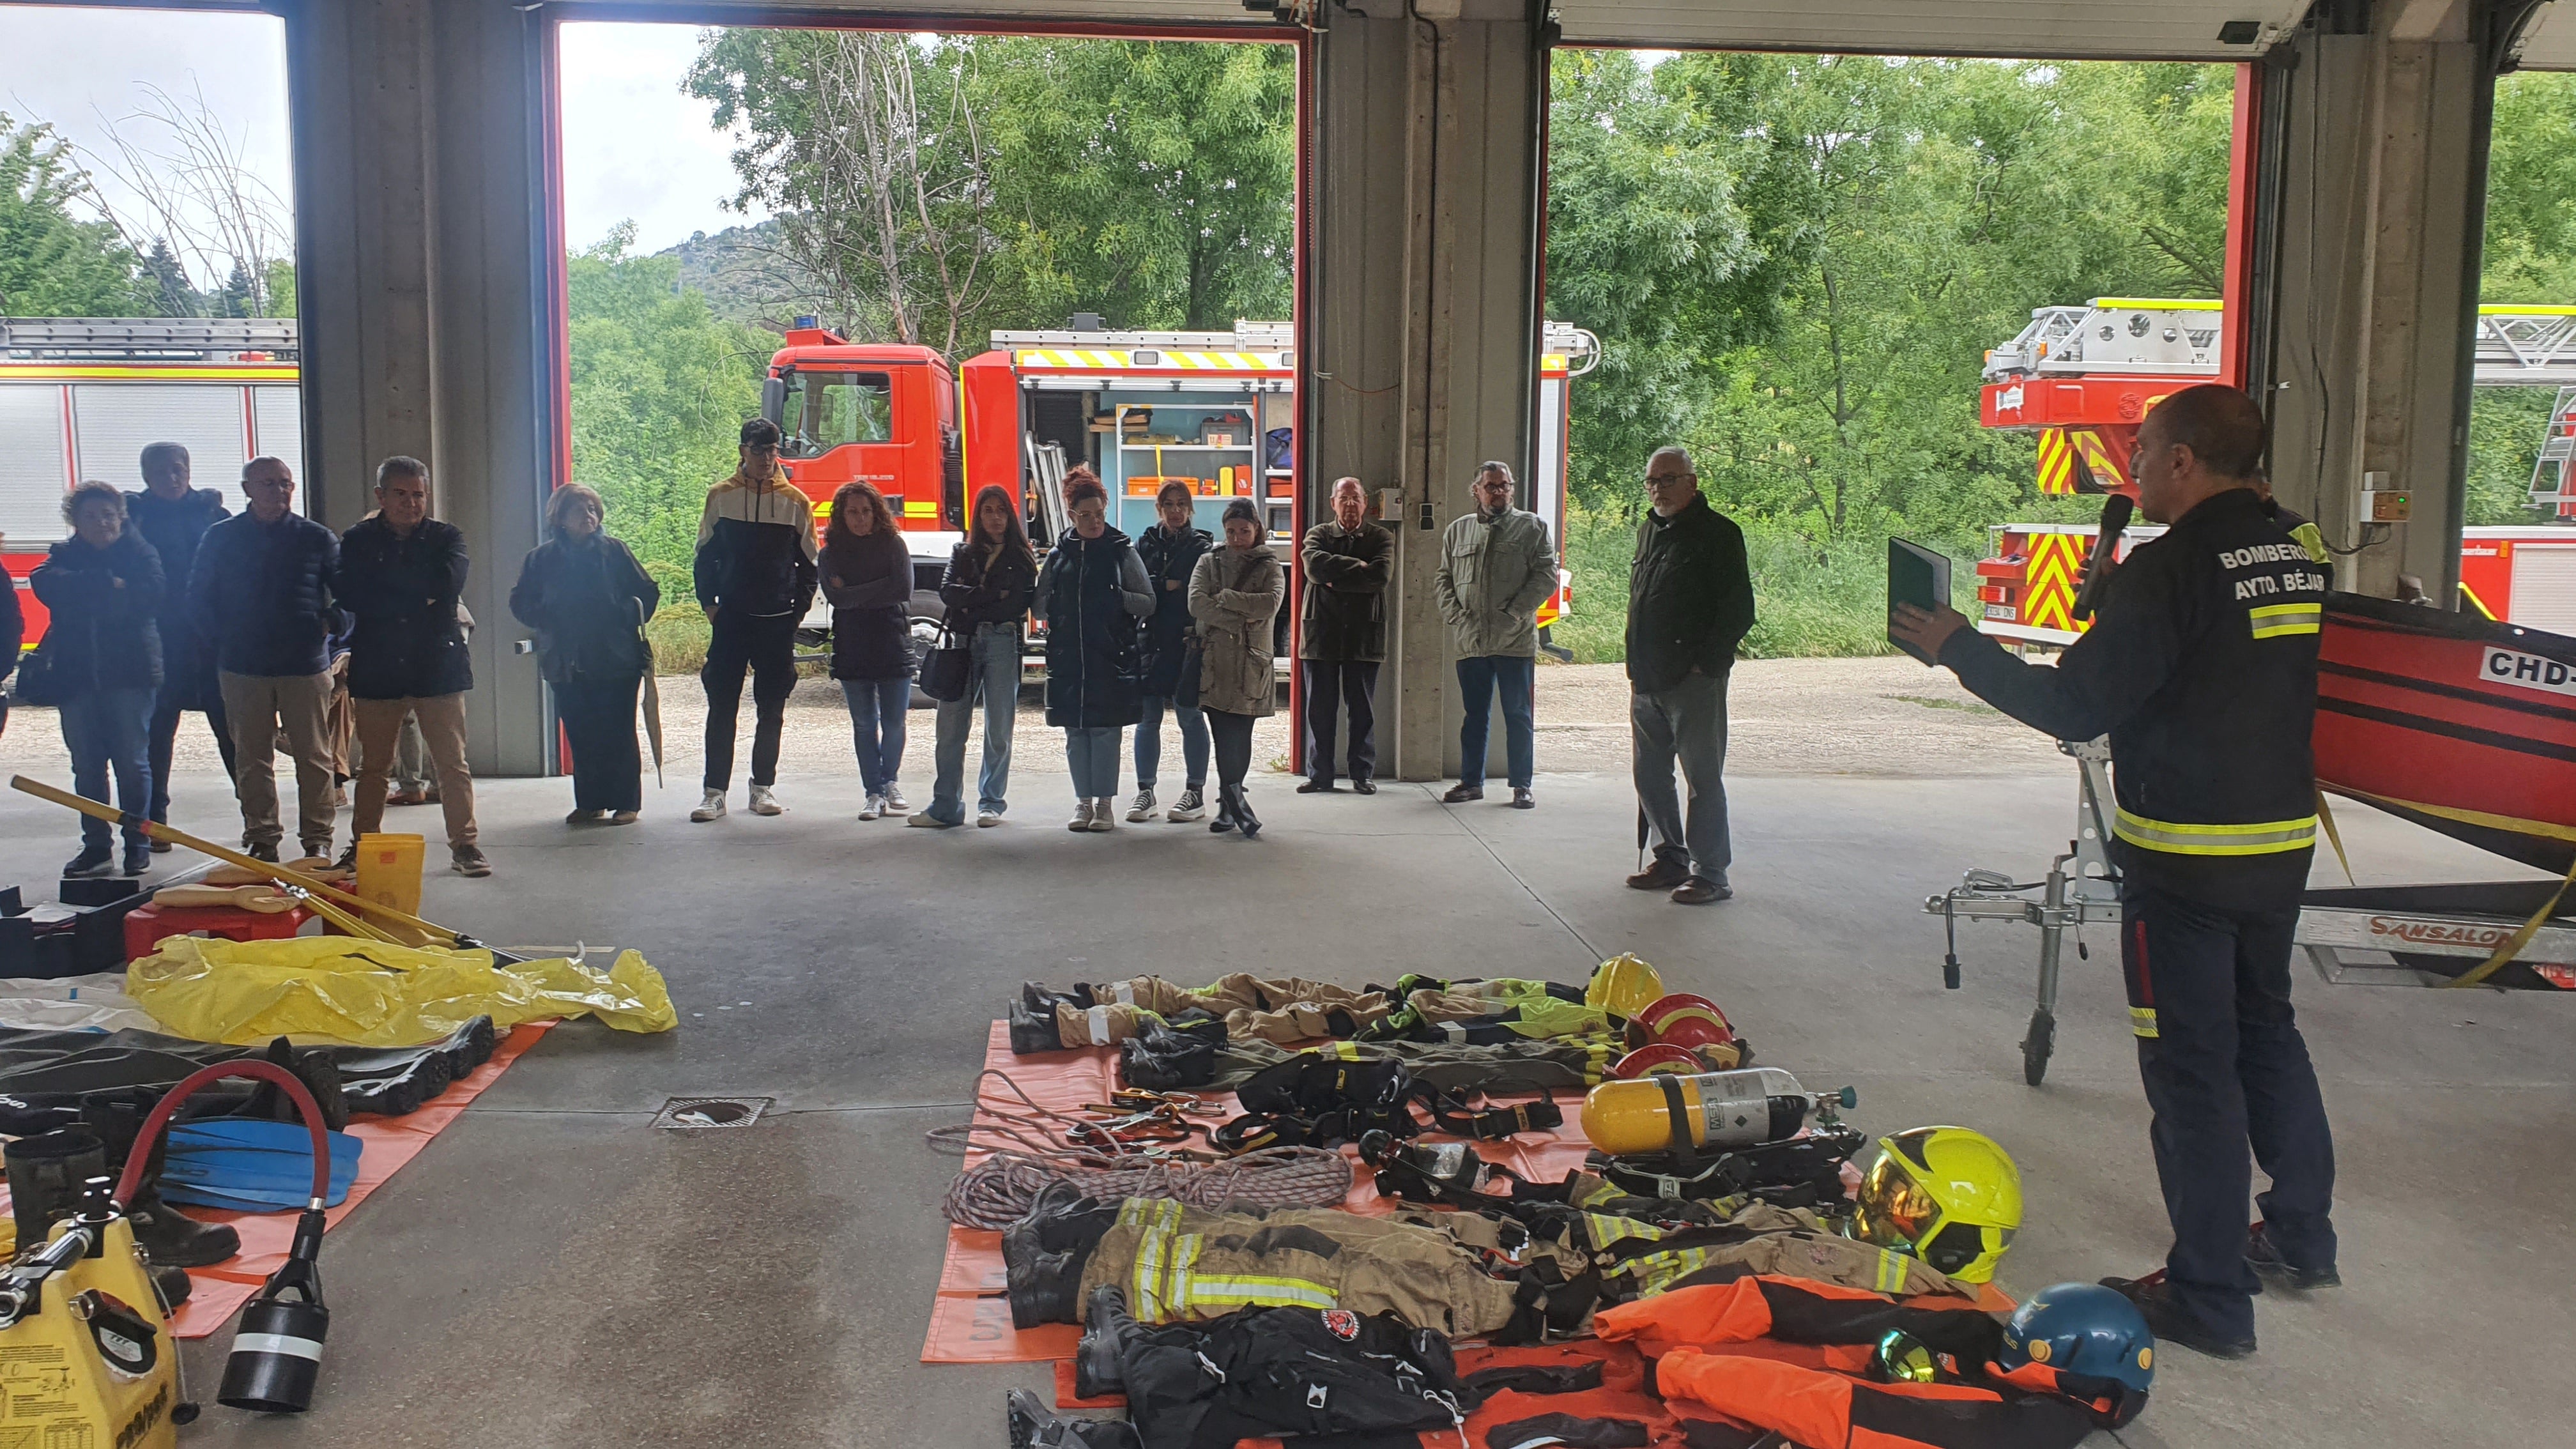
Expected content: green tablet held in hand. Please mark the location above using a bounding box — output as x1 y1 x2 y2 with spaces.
1887 537 1951 664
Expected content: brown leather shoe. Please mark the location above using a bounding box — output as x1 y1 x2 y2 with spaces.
388 788 430 808
1625 857 1690 891
1440 784 1483 803
1671 877 1733 906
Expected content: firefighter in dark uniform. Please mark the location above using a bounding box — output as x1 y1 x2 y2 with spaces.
1891 383 2337 1360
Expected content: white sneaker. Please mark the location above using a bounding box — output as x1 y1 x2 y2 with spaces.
859 793 885 822
749 785 785 816
1087 798 1116 832
1126 788 1159 823
976 809 1004 827
1167 788 1206 823
1069 799 1095 832
906 809 955 829
883 785 910 813
690 789 726 822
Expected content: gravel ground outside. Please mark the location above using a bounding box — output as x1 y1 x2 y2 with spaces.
0 656 2060 784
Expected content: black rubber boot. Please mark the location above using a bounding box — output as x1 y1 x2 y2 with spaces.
1006 1389 1142 1449
81 1101 242 1269
1002 1192 1117 1328
6 1128 109 1252
247 1037 351 1130
1020 983 1095 1014
1072 1285 1139 1400
1008 999 1064 1055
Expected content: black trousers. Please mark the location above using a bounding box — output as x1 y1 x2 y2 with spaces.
148 684 236 824
558 675 644 812
1208 710 1257 790
2121 879 2336 1340
1299 659 1378 783
701 612 799 790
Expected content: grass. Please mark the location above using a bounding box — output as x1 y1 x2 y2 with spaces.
1553 507 1982 664
647 609 712 675
1883 693 1999 716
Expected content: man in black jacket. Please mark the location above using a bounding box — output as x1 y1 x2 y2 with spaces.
125 441 237 846
1892 385 2336 1360
1625 447 1755 905
1297 477 1393 793
191 456 343 863
691 418 817 822
336 457 485 877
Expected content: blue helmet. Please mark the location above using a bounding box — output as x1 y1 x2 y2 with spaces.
1998 1283 2154 1398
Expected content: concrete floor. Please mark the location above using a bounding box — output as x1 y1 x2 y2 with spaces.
0 753 2566 1448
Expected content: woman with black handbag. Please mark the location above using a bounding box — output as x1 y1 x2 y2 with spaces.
29 482 167 877
1124 481 1213 824
910 485 1038 829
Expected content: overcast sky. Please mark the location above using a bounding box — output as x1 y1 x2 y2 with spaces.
1 7 760 280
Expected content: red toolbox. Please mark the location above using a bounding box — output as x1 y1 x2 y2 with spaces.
123 901 316 962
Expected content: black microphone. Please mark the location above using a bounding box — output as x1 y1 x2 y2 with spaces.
2071 493 2133 622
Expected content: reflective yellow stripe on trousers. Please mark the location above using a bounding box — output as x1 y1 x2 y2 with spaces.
2112 808 2317 856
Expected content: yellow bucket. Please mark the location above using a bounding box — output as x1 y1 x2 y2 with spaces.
353 832 425 920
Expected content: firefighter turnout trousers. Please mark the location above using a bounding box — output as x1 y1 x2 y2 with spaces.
1055 975 1392 1046
2122 881 2336 1340
1075 1199 1522 1337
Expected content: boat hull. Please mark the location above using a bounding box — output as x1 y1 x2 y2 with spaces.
2314 593 2576 875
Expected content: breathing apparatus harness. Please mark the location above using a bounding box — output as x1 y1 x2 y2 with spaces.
1210 1052 1564 1156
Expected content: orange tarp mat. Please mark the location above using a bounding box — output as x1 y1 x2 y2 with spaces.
924 1021 1606 1365
0 1021 553 1338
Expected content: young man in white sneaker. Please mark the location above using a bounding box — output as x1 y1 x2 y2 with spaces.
690 418 816 822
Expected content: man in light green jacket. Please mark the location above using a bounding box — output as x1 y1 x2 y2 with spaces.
1434 461 1558 808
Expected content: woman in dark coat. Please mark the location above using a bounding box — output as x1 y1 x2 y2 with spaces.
1032 466 1153 832
30 482 165 875
912 484 1039 829
508 483 659 824
1126 480 1213 825
822 480 916 820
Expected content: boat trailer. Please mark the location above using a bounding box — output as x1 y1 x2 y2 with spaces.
1928 739 2576 1085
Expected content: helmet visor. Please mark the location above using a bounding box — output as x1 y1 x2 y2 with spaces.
1855 1154 1943 1248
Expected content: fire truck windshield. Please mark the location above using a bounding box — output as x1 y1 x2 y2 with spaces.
778 370 894 459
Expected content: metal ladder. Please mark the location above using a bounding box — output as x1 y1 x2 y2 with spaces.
2529 384 2576 518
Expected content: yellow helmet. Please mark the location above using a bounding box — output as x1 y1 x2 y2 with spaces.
1851 1126 2023 1284
1585 954 1666 1022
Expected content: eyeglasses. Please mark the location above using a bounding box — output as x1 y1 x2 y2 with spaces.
1644 474 1692 486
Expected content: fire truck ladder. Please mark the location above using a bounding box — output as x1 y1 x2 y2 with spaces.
0 316 299 362
2526 385 2576 517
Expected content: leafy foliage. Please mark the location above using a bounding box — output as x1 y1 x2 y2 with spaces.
0 117 153 316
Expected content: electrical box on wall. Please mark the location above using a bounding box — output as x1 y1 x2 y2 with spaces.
2358 470 2411 526
1377 487 1404 522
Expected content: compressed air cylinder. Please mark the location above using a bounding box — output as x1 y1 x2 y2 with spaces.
1580 1066 1816 1156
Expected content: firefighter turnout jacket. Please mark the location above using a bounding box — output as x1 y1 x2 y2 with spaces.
1938 487 2326 910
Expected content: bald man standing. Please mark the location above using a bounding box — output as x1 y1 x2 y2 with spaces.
1892 383 2337 1361
1625 447 1753 905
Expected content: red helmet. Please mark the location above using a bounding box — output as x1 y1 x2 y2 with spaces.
1630 993 1737 1054
1611 1044 1705 1078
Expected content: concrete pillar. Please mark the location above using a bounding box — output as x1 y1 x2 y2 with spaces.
1307 1 1544 780
2264 0 2506 603
284 0 554 776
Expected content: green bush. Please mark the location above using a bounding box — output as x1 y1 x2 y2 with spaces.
1556 505 1992 663
647 608 711 676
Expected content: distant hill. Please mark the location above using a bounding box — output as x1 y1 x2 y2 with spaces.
656 219 823 329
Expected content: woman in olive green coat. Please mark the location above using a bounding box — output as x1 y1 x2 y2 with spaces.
1186 500 1284 838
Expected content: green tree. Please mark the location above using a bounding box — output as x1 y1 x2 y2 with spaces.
0 117 152 316
566 224 769 576
970 37 1294 330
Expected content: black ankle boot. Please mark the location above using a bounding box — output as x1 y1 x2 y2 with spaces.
1226 785 1261 840
80 1101 241 1269
5 1128 107 1252
1209 789 1238 834
1009 999 1065 1055
1073 1285 1140 1399
1002 1192 1117 1328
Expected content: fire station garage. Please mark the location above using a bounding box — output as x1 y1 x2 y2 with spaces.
1 3 2573 1448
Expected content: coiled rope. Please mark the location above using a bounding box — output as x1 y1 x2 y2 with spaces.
926 1070 1353 1229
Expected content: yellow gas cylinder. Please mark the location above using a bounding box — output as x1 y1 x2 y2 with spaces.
1580 1066 1852 1156
0 1214 182 1449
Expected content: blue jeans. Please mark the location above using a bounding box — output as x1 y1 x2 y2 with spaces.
59 688 155 853
1456 654 1535 790
839 676 910 794
928 624 1020 822
1065 726 1124 798
1134 694 1209 792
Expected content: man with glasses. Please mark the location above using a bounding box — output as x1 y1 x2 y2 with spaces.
1624 447 1753 905
1434 462 1556 808
190 456 344 862
691 417 817 822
